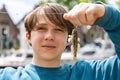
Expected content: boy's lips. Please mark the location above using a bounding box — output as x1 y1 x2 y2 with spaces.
42 45 56 49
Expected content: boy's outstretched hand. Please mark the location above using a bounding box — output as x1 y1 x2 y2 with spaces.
63 3 105 26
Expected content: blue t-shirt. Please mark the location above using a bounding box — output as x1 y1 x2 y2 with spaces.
0 4 120 80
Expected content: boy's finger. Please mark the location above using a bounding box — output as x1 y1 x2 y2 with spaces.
63 13 69 20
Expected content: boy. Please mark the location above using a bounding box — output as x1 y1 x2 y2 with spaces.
0 2 120 80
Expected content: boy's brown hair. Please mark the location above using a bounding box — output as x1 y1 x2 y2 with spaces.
24 3 74 35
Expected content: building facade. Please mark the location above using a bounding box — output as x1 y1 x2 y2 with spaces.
0 5 19 50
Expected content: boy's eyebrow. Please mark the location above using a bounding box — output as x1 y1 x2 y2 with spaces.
36 22 48 26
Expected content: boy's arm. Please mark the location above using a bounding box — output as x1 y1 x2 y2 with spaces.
95 5 120 58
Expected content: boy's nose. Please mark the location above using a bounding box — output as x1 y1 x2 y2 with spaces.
44 31 54 40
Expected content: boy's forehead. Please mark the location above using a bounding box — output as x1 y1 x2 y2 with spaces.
36 14 58 28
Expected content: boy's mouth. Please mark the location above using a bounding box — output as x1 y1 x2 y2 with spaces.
42 45 56 49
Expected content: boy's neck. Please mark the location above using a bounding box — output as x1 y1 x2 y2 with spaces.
32 57 61 68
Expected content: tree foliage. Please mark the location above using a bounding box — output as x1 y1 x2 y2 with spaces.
55 0 107 9
116 0 120 10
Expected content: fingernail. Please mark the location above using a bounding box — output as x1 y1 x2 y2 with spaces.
63 13 68 19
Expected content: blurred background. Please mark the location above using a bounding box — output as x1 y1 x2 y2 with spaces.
0 0 120 68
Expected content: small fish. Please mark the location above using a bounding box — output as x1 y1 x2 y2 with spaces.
72 28 78 60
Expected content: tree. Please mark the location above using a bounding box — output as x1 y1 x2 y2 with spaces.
89 0 106 3
116 0 120 10
39 0 53 5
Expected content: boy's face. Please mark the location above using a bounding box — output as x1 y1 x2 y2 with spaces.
26 11 69 62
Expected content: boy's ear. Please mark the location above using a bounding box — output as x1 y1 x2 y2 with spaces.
66 35 72 46
66 41 71 46
26 32 31 44
66 38 71 46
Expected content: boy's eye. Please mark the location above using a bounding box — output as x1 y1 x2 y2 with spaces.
38 27 45 30
56 29 62 31
35 27 46 31
55 28 64 32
